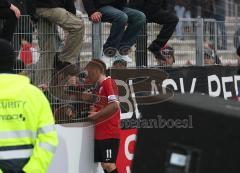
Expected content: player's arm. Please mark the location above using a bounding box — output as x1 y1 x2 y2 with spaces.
89 79 120 120
89 101 119 121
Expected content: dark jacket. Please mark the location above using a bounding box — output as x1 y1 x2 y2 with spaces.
28 0 76 17
129 0 168 15
27 0 60 17
62 0 76 15
0 0 11 8
9 0 27 14
201 0 214 18
82 0 127 16
34 0 60 8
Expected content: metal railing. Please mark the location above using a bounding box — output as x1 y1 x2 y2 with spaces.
92 17 240 67
226 0 240 18
8 15 240 69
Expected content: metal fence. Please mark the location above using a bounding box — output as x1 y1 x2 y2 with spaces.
9 16 240 69
226 0 240 17
9 15 94 124
92 18 240 68
1 15 240 123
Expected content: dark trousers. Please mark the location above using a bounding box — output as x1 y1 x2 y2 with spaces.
0 8 17 42
148 10 179 49
135 10 178 67
99 6 146 53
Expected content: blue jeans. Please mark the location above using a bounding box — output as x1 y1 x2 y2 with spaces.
99 6 146 55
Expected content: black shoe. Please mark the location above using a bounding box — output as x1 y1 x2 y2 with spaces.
148 44 165 61
54 53 71 71
56 61 72 71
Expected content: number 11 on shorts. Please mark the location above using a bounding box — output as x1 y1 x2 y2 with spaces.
106 149 112 159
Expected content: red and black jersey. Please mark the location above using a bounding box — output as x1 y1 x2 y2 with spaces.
94 76 120 140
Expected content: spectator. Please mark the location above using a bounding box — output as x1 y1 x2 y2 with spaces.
60 0 77 15
85 59 120 173
234 27 240 50
213 0 227 50
204 47 221 65
82 0 146 62
157 45 175 66
54 0 78 51
10 0 34 51
237 46 240 68
0 0 20 42
175 0 191 40
28 0 85 85
74 0 85 13
112 56 127 69
129 0 178 60
234 46 240 101
20 39 33 65
0 39 58 173
204 41 221 64
201 0 214 18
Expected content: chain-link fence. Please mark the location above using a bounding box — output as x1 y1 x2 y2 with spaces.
92 17 240 68
2 15 240 123
10 16 240 69
11 15 94 124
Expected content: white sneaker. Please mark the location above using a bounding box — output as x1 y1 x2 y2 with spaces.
115 53 132 63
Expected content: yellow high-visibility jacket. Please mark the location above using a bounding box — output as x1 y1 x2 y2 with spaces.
0 74 58 173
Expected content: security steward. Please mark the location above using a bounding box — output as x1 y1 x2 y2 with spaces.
0 39 58 173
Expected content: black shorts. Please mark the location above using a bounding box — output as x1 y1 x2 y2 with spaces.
94 139 120 163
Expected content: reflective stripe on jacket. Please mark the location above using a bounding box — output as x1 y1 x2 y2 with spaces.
0 74 58 173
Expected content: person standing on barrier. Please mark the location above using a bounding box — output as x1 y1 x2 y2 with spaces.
28 0 85 85
10 0 34 52
235 46 240 101
85 59 120 173
213 0 227 50
0 0 20 42
82 0 146 63
0 39 58 173
129 0 179 61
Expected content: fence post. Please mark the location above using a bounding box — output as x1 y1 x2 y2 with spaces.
196 17 204 66
135 23 148 67
92 23 102 59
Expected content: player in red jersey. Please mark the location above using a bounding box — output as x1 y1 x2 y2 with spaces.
85 59 120 173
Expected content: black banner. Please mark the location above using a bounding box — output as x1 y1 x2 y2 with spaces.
109 66 240 128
